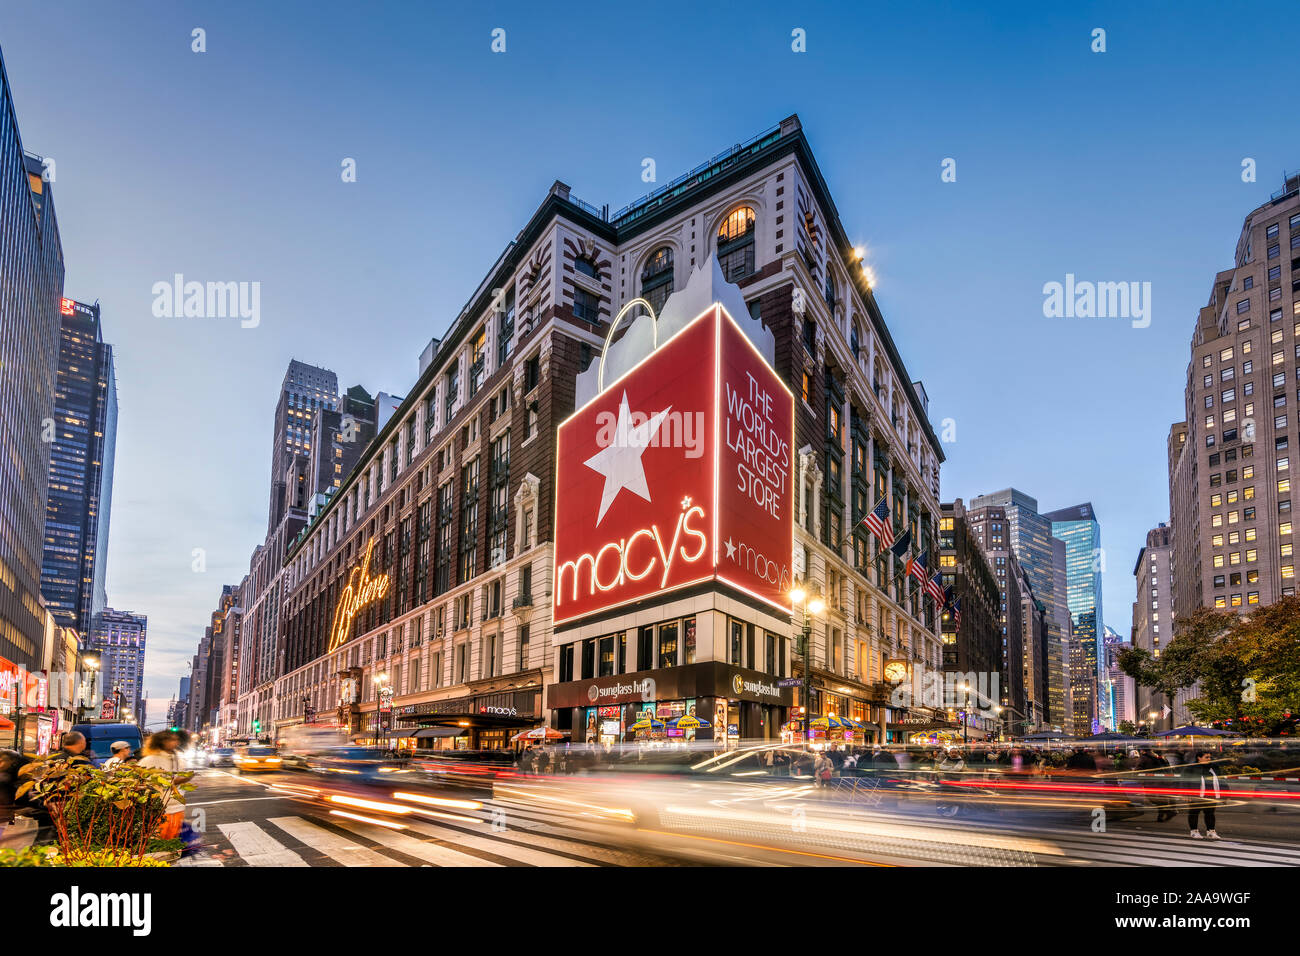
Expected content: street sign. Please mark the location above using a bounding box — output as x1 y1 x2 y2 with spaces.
778 677 802 687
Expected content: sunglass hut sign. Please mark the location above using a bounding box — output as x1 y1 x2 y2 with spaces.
554 305 793 625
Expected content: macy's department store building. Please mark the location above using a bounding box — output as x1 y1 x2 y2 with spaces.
546 287 798 746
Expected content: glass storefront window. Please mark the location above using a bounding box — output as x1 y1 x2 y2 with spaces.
659 622 678 668
684 618 696 664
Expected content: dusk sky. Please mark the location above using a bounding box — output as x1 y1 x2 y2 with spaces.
3 1 1299 707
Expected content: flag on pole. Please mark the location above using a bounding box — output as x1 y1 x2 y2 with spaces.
905 549 929 585
862 497 894 548
952 598 962 631
888 528 912 561
926 570 946 605
942 584 955 607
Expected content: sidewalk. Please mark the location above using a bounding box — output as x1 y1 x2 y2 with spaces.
0 816 37 850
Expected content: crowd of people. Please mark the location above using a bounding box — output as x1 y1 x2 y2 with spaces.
0 729 194 841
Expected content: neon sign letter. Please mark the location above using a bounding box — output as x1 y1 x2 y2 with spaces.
327 539 391 651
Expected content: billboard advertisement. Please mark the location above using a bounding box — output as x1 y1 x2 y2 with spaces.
553 305 793 625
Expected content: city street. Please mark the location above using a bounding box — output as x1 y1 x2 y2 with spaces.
121 767 1300 868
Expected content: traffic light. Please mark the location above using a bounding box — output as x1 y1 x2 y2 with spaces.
169 725 180 733
252 719 261 733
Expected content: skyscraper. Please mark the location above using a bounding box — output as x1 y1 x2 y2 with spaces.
90 608 146 722
236 364 377 737
42 298 118 640
1105 626 1135 728
1131 523 1175 730
961 501 1029 725
1045 502 1106 731
968 488 1062 726
1169 173 1300 623
268 360 339 534
0 49 66 672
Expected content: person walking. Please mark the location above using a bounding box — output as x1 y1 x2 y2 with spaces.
939 748 966 774
1186 751 1224 840
47 731 93 770
1135 748 1176 822
813 751 833 790
138 731 186 840
103 741 135 770
0 749 28 825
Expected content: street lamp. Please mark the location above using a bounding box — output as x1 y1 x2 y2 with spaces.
373 673 389 750
79 653 100 721
962 681 971 744
994 705 1004 742
789 586 825 749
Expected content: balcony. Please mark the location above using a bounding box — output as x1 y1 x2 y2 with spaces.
511 594 534 624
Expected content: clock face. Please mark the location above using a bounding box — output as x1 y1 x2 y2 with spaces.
884 662 909 683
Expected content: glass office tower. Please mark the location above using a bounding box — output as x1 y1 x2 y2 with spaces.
42 299 118 640
1045 503 1107 730
0 48 66 671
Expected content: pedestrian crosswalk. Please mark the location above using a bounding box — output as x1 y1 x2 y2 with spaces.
11 791 1298 867
169 794 1300 868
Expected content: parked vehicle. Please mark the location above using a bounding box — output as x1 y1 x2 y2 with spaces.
69 722 143 768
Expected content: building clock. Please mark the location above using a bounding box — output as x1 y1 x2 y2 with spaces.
883 660 910 683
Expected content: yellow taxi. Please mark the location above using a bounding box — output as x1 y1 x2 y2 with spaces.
233 745 283 773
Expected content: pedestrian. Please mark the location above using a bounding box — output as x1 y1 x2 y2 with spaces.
47 731 93 770
812 751 832 789
1134 748 1176 822
138 731 186 840
939 748 966 774
1186 751 1224 840
103 741 135 770
872 746 897 770
0 749 29 825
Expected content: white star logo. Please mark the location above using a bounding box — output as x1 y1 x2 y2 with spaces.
584 391 672 525
724 537 737 561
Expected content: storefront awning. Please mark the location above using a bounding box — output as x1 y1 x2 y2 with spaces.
410 727 468 739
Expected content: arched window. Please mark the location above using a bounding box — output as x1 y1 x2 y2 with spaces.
576 256 599 279
717 206 756 281
640 246 674 313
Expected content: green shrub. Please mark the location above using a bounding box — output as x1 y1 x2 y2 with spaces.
16 757 194 862
0 845 169 868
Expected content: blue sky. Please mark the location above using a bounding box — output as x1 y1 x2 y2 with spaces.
3 1 1299 708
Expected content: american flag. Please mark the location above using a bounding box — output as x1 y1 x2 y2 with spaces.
942 584 955 607
927 570 946 605
905 549 929 584
861 496 893 547
952 598 962 631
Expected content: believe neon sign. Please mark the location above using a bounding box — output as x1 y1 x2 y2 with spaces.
327 539 390 651
553 304 793 624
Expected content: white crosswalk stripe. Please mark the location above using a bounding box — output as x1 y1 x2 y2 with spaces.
836 811 1300 867
267 816 406 866
327 818 502 866
400 816 596 866
217 821 310 866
